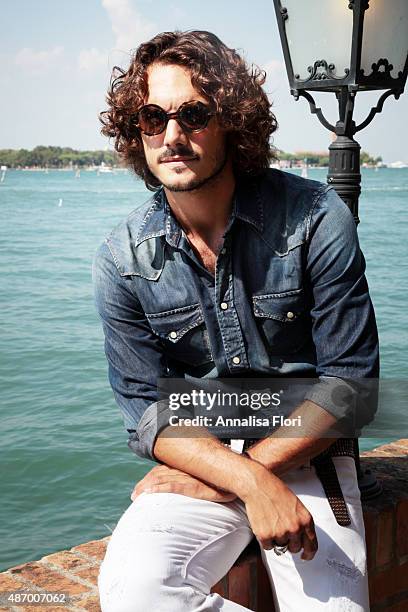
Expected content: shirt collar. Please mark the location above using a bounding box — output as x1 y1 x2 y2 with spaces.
135 174 265 249
232 175 264 233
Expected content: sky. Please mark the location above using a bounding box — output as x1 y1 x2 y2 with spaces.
0 0 406 162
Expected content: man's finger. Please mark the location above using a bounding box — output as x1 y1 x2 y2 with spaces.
258 538 275 550
154 465 179 475
132 470 175 492
287 534 302 554
147 474 182 486
300 529 318 560
131 486 154 501
136 482 182 495
131 474 163 498
304 521 318 549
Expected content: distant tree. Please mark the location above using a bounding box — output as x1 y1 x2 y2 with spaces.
278 150 330 167
361 150 382 166
0 146 120 168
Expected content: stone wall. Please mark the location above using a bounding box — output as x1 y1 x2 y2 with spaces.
0 439 407 611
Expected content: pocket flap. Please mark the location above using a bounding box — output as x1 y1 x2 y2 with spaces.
146 303 204 342
252 290 304 322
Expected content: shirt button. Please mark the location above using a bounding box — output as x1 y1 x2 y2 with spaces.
220 247 226 255
169 331 178 339
286 311 295 319
220 302 228 310
232 356 241 365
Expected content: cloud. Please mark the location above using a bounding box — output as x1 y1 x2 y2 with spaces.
15 46 64 74
77 1 156 74
78 48 108 72
102 0 156 52
262 59 288 94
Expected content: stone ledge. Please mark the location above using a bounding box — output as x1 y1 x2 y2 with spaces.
0 440 407 611
0 539 110 612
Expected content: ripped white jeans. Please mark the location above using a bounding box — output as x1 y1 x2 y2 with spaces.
98 456 369 611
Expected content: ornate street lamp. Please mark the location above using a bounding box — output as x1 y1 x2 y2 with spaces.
273 0 408 223
273 0 408 499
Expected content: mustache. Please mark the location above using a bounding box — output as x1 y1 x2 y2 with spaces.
158 146 199 162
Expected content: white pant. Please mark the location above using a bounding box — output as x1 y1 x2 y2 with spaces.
98 457 369 611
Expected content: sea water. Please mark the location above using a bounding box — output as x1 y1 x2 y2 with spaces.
0 167 407 570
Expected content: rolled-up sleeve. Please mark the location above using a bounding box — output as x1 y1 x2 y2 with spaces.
303 188 379 429
92 241 169 461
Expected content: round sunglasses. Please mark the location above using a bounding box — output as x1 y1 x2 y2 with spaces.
135 100 214 136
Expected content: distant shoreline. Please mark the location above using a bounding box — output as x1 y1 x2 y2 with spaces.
3 164 407 172
11 166 130 172
2 145 401 170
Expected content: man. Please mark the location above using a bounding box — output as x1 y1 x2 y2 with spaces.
93 30 378 611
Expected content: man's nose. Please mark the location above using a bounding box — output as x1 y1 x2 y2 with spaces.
163 118 188 148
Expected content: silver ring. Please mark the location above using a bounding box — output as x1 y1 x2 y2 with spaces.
273 544 289 556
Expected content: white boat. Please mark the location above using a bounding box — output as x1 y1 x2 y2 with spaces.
97 162 114 174
388 161 408 169
0 165 7 182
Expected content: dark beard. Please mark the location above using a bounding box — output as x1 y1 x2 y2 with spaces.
158 150 228 193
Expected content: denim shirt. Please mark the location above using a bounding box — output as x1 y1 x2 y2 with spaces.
92 169 379 460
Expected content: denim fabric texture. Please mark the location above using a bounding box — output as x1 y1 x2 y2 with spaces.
92 169 379 460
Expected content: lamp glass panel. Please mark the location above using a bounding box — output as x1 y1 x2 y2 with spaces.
283 0 353 81
361 1 408 79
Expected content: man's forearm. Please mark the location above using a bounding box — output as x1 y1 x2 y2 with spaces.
245 400 338 476
153 425 266 500
154 400 338 485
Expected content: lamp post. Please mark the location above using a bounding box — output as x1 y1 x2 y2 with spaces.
273 0 408 499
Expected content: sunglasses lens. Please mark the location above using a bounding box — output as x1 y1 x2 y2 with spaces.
180 102 210 131
138 106 166 135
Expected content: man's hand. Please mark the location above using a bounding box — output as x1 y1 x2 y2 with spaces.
131 464 237 503
240 464 318 560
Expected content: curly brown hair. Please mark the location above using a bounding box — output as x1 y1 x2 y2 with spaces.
100 30 278 190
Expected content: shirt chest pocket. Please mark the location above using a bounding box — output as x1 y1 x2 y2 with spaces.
146 303 213 367
252 289 309 355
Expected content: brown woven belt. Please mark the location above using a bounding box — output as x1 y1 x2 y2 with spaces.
239 437 355 527
310 438 355 527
